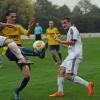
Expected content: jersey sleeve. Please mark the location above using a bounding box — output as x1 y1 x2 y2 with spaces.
18 25 29 35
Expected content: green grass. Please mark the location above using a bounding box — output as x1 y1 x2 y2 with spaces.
0 38 100 100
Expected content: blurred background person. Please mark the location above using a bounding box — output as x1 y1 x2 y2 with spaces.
45 20 62 65
34 22 43 40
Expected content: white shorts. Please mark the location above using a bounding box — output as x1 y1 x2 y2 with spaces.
0 36 7 46
60 57 81 75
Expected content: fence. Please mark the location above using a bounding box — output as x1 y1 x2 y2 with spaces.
21 33 100 39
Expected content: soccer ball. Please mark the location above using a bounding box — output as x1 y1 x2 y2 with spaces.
33 40 45 51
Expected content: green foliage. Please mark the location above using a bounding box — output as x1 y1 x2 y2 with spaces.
0 0 35 23
36 0 100 33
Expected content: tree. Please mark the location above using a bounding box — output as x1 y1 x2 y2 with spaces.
57 5 71 19
77 0 93 14
0 0 35 24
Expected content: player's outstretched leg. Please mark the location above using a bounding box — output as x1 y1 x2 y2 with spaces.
67 74 93 96
4 38 32 65
20 42 48 59
38 42 48 58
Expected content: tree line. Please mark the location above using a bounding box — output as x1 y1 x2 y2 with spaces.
36 0 100 33
0 0 35 28
0 0 100 33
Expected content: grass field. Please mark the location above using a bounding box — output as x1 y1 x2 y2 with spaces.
0 38 100 100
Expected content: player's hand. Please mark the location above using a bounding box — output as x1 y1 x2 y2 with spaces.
54 35 61 43
54 35 59 39
28 18 36 29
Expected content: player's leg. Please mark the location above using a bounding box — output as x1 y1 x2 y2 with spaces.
35 34 39 40
21 47 40 56
56 45 62 63
49 66 65 96
20 43 48 59
65 59 93 96
49 45 58 64
3 38 31 64
49 59 67 96
14 64 30 100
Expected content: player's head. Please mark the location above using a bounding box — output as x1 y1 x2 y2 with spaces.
49 20 54 28
6 10 16 24
61 17 71 30
36 22 39 26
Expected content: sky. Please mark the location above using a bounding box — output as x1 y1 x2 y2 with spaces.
48 0 100 10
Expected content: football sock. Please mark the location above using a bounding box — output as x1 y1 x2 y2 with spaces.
21 48 39 56
57 76 64 92
73 76 89 87
8 42 24 60
52 55 57 63
15 77 30 94
58 52 62 61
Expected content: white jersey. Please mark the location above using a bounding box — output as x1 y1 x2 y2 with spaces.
66 26 82 59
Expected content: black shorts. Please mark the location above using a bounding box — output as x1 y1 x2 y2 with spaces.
6 49 30 70
35 34 41 40
49 45 60 51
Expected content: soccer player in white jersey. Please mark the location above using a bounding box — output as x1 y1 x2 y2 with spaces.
49 17 93 97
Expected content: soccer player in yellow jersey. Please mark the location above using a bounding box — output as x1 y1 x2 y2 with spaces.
46 20 62 64
0 10 47 100
1 11 33 46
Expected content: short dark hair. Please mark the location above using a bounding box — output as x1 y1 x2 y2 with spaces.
61 17 71 22
5 10 16 16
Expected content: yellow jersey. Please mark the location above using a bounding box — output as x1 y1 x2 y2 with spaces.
0 24 29 46
46 27 61 45
0 24 29 55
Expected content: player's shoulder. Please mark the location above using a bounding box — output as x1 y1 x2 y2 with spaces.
53 27 58 30
70 26 77 30
70 26 79 33
16 24 23 28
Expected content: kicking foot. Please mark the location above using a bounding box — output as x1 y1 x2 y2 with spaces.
39 42 48 58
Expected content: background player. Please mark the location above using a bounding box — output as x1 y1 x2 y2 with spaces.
45 20 62 65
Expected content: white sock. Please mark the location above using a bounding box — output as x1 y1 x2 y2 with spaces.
57 76 64 93
8 42 24 60
73 76 89 87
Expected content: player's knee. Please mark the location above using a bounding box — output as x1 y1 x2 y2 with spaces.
24 73 31 79
65 74 73 80
4 38 14 45
51 50 56 55
22 66 31 78
59 67 65 75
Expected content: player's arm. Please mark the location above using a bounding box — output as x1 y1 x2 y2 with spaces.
44 29 48 38
55 28 61 36
19 18 36 36
27 18 36 35
0 22 16 29
54 35 77 46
